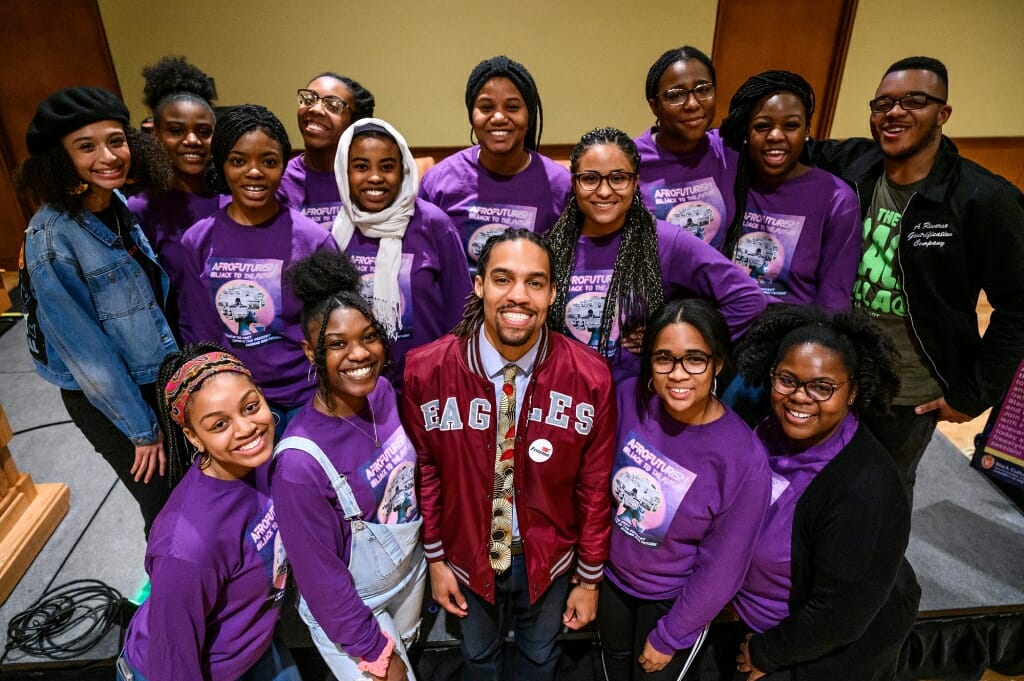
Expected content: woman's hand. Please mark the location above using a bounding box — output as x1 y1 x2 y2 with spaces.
737 633 766 680
371 652 408 681
621 328 645 354
639 637 673 673
131 430 166 483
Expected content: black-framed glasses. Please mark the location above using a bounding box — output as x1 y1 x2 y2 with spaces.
659 83 715 107
771 371 847 402
297 89 351 116
573 171 637 192
868 93 946 115
652 351 711 375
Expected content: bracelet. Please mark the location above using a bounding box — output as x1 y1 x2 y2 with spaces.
357 631 395 677
575 581 600 591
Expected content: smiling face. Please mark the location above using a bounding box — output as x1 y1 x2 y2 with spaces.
650 321 718 424
471 76 529 161
574 143 638 237
648 59 717 153
223 129 284 224
869 69 950 164
347 134 402 212
475 239 556 361
747 92 809 185
182 372 274 480
61 120 131 210
304 305 385 417
770 342 856 450
298 76 356 152
155 99 214 182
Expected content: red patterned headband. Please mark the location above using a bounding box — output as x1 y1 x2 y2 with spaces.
165 351 253 426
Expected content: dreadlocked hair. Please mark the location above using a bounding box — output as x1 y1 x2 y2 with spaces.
735 304 901 416
142 55 217 120
451 228 554 339
286 249 388 413
310 72 376 120
545 127 663 355
156 341 237 488
207 104 290 195
718 70 814 259
644 46 716 100
465 56 543 150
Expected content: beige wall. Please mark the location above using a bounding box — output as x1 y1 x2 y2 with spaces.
98 0 719 149
831 0 1024 139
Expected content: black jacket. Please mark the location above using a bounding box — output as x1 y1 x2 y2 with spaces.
808 136 1024 417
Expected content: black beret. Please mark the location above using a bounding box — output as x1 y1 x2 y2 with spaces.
26 87 130 155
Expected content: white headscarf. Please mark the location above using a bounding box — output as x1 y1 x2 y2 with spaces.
331 118 419 339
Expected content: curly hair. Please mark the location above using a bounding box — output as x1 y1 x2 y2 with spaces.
465 56 544 150
286 249 388 413
14 125 171 215
645 45 716 100
309 72 376 120
142 55 217 120
207 104 290 195
545 127 663 355
735 304 901 416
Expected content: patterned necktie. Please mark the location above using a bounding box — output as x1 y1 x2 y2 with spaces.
488 363 518 571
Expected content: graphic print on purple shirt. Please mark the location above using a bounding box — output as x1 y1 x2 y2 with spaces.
361 427 419 524
612 431 697 548
206 257 284 348
348 248 415 341
645 176 727 245
249 497 291 603
732 210 806 300
464 202 538 264
566 269 618 356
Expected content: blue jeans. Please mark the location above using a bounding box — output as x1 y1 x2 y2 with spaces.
116 637 300 681
459 555 571 681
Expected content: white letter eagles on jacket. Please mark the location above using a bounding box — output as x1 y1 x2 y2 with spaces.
418 391 595 436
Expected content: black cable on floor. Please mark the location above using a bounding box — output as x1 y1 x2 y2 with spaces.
10 420 73 437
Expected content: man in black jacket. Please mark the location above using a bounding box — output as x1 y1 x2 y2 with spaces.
808 56 1024 499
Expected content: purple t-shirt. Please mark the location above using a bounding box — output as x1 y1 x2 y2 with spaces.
345 199 472 388
124 463 287 681
271 378 419 661
635 128 739 250
418 146 571 269
733 412 859 633
732 168 860 312
277 154 342 228
607 379 770 653
178 206 338 407
126 190 227 292
562 220 767 381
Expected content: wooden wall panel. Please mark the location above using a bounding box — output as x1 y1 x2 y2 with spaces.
953 138 1024 191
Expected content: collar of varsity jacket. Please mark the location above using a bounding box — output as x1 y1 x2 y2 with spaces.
462 325 552 379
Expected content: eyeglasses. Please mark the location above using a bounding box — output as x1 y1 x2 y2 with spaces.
297 89 351 116
573 171 637 192
771 371 847 402
652 351 711 375
659 83 715 107
868 93 946 115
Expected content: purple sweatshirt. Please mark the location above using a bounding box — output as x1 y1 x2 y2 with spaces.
345 199 471 388
124 463 287 681
277 154 342 228
607 379 770 653
563 219 767 381
178 206 338 407
732 168 860 312
635 128 739 250
418 146 571 268
733 412 859 633
126 190 227 293
271 378 419 662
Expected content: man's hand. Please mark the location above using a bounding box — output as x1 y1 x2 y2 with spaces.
562 584 599 629
915 396 971 423
737 633 766 680
131 432 166 483
429 561 468 617
639 638 673 673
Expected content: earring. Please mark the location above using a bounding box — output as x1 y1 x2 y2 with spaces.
70 182 89 195
742 139 748 146
306 363 317 384
712 376 718 396
470 128 478 145
648 378 655 391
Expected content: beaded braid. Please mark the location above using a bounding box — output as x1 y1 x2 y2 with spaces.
718 70 815 259
142 55 217 120
644 45 716 100
309 71 376 120
207 104 291 194
546 128 664 355
465 56 544 150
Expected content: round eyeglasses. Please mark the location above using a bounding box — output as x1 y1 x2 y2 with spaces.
297 89 351 116
659 83 715 107
652 351 711 375
572 171 638 192
771 371 847 402
868 93 946 115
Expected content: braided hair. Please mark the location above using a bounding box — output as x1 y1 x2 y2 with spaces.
142 55 217 121
452 228 554 339
286 249 388 413
465 56 543 150
208 104 291 194
718 70 814 259
735 304 900 416
309 72 376 120
644 45 716 100
546 127 664 355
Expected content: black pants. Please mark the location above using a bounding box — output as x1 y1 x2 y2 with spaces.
598 578 701 681
61 384 171 538
863 405 938 504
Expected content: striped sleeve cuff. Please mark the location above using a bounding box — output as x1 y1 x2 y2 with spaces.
424 539 446 562
575 560 604 583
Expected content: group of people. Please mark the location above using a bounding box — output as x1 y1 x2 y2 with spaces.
13 43 1023 681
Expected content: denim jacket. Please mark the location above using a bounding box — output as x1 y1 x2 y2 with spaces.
21 193 178 444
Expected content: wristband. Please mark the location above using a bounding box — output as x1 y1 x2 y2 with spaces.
357 631 395 677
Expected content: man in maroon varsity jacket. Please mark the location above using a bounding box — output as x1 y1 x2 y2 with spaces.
402 229 615 680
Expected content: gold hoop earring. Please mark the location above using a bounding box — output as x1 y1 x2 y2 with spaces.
71 182 89 196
